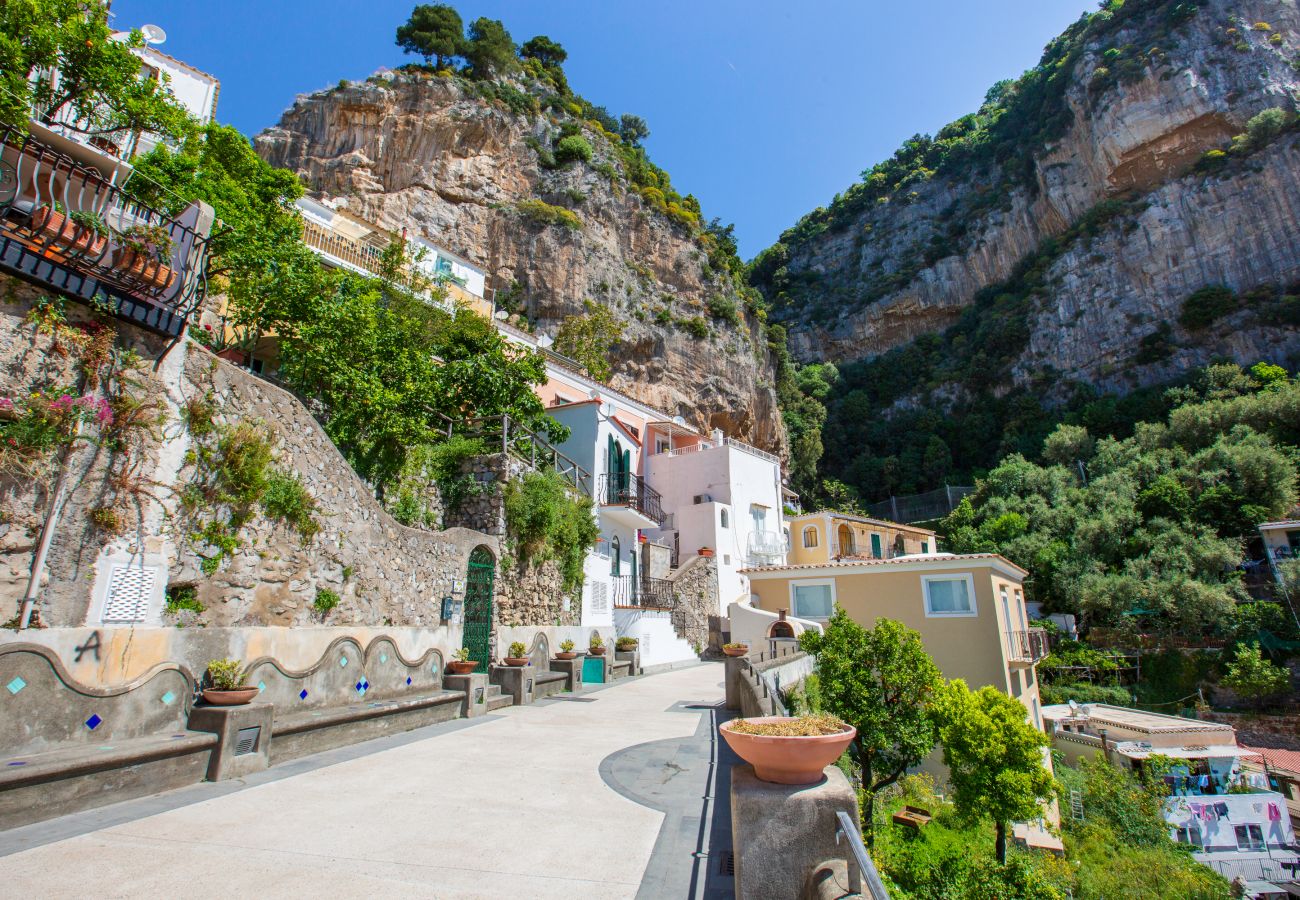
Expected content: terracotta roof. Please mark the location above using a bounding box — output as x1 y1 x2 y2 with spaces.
741 553 1028 577
1241 745 1300 775
791 510 937 536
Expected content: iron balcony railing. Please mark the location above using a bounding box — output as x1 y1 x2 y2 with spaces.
1007 628 1050 664
598 473 665 526
746 530 786 567
456 413 591 497
0 122 212 337
638 576 675 609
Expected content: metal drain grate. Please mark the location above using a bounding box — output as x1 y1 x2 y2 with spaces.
234 726 261 756
717 850 735 876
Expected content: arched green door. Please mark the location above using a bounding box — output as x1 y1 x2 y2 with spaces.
464 546 495 673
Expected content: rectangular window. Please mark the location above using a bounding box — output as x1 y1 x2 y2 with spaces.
921 541 929 554
923 575 977 617
656 438 670 454
1175 826 1204 848
802 527 819 549
1234 824 1264 852
791 581 834 619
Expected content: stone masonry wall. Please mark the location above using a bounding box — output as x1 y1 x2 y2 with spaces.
669 556 720 653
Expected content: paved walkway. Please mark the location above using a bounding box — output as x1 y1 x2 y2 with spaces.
0 664 736 899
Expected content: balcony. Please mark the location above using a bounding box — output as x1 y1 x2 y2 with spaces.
746 530 787 568
611 574 675 610
1007 628 1050 665
0 123 213 338
598 473 665 528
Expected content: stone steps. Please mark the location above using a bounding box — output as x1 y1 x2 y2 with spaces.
483 684 513 711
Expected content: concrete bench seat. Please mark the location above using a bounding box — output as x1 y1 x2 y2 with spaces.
611 659 632 679
269 689 463 763
533 669 567 700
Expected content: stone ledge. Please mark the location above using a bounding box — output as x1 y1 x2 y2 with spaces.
0 732 216 789
273 690 463 735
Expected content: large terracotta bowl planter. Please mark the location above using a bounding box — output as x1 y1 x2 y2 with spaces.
720 717 857 785
447 660 477 675
588 646 606 657
503 657 529 667
202 687 259 706
555 652 578 660
723 645 749 658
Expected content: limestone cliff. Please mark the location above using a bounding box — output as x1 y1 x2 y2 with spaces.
255 74 784 452
758 0 1300 393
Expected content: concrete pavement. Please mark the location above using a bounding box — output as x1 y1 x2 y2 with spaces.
0 664 731 899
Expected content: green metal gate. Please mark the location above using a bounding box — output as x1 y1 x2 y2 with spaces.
464 547 495 673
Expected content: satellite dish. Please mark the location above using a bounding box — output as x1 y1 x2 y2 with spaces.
537 334 554 349
493 309 507 320
140 24 167 45
671 415 686 426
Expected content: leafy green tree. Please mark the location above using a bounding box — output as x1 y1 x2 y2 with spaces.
618 113 650 146
395 4 464 69
463 17 516 78
1221 642 1290 708
519 35 566 69
931 680 1055 863
1 0 194 148
799 613 943 844
553 302 624 381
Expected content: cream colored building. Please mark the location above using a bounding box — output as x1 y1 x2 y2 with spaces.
786 511 937 566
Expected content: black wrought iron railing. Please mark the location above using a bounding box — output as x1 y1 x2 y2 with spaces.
1007 628 1050 663
458 413 591 497
598 473 665 526
638 576 675 609
0 122 213 337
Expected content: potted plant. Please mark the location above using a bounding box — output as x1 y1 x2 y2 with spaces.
113 223 176 290
202 658 258 706
504 641 529 666
698 547 715 558
31 203 110 257
556 638 578 661
588 632 606 656
723 642 749 658
719 715 857 785
447 647 477 675
615 636 639 652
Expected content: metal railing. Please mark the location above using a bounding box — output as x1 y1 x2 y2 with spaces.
746 530 786 567
598 473 665 526
1199 854 1300 883
835 810 892 899
611 575 633 607
1007 628 1051 663
0 122 212 336
637 576 675 608
864 485 974 524
300 217 387 276
460 413 591 497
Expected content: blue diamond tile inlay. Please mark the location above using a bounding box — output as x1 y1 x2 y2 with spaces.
406 676 412 686
257 681 266 693
85 714 102 731
354 680 363 691
6 676 26 695
160 691 176 706
299 689 309 700
339 656 348 668
379 653 388 664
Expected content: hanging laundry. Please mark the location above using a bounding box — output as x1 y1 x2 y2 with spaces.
1214 802 1229 820
1268 803 1282 822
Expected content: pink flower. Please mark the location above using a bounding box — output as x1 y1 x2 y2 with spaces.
0 398 13 410
49 394 74 412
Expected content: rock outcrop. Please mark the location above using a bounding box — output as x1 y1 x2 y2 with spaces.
255 74 785 452
760 0 1300 394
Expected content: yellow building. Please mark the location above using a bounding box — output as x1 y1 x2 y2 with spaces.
786 511 937 565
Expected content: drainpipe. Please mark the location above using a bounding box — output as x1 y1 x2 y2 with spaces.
18 420 80 629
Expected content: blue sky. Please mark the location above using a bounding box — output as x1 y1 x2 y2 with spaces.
109 1 1096 258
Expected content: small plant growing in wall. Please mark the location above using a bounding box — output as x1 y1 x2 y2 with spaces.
164 584 204 617
314 587 340 617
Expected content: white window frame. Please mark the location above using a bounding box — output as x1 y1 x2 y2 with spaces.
1175 825 1204 848
789 578 836 621
1234 823 1264 852
921 573 978 618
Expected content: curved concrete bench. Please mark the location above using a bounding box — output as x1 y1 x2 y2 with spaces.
534 669 567 699
270 690 464 763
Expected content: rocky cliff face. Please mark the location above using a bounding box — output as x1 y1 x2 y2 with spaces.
255 74 784 451
762 0 1300 392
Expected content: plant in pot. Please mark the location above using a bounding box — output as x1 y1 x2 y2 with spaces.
114 222 176 290
447 647 477 675
698 546 715 558
31 202 110 257
588 632 606 656
723 642 749 658
719 714 857 785
615 636 639 652
202 658 258 706
556 638 578 661
504 641 529 667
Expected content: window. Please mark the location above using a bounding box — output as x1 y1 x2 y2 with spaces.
784 528 791 550
923 575 977 617
553 395 572 406
610 536 621 576
1000 588 1012 634
921 541 929 554
723 554 732 565
802 526 819 549
1234 824 1264 852
720 509 729 528
1175 826 1204 848
1016 588 1029 630
751 504 768 534
790 580 834 619
656 438 670 454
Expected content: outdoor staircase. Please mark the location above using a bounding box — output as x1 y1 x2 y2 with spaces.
483 683 513 711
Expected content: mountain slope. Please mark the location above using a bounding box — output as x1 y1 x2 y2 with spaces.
256 72 784 451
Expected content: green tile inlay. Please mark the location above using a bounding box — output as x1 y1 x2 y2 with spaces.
339 656 348 668
160 690 176 706
6 677 26 695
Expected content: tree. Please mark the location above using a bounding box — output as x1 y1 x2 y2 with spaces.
1221 642 1290 708
931 680 1055 863
619 113 650 146
1 0 194 149
798 613 943 844
395 4 464 69
462 17 516 78
519 35 566 69
553 302 624 381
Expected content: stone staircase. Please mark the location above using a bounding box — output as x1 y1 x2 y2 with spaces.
483 683 513 711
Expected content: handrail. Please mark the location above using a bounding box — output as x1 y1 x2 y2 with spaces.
1007 628 1050 663
835 810 891 900
460 413 592 497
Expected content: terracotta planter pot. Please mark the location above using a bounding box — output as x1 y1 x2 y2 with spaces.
616 644 639 653
720 717 857 785
555 652 578 660
698 548 715 558
31 207 108 257
202 687 259 706
503 657 529 667
723 646 749 658
588 646 606 656
447 660 477 675
113 248 176 291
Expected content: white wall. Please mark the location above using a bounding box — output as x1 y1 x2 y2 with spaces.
613 608 697 666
